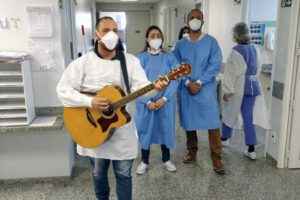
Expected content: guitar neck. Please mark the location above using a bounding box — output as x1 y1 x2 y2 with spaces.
110 62 192 110
111 83 155 110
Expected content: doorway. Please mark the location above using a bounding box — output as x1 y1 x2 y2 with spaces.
162 7 177 50
240 0 278 159
245 0 278 110
287 6 300 168
60 0 76 66
126 10 150 54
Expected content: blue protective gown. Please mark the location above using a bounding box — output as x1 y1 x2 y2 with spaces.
173 35 222 131
135 51 179 149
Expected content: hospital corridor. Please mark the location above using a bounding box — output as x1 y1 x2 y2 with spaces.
0 0 300 200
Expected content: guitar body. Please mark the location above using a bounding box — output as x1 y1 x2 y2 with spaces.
63 86 131 148
63 62 192 148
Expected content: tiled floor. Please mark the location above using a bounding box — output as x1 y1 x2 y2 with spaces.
1 124 299 200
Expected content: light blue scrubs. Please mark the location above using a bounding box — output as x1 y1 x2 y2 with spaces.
173 35 222 131
135 51 179 149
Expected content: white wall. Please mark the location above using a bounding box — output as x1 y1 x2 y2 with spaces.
206 0 243 62
0 0 64 107
0 128 74 179
96 3 156 25
248 0 278 22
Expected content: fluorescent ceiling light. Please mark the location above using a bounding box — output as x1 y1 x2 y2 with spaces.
121 0 138 2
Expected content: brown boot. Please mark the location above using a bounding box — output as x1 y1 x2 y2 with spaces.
183 131 198 163
208 128 225 175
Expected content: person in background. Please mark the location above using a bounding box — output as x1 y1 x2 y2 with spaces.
56 17 167 200
173 9 224 175
171 26 190 51
135 25 179 175
221 22 269 160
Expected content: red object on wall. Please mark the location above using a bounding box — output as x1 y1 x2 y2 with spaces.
81 25 85 35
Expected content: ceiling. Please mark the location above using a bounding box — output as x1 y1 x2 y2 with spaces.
95 0 160 3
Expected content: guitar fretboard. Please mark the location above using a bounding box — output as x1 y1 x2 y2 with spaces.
111 83 155 110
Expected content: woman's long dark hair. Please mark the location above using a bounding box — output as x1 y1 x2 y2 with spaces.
143 25 164 51
178 26 190 40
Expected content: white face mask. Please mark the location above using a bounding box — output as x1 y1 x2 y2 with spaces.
182 33 189 38
149 38 162 50
96 31 119 50
188 19 203 32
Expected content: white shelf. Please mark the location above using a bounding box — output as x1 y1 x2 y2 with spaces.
0 82 24 87
0 93 25 99
0 104 27 110
0 71 22 76
0 118 28 126
0 113 27 119
0 60 35 126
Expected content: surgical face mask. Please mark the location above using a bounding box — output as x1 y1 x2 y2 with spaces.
182 33 189 38
96 31 119 50
149 38 162 50
188 19 203 32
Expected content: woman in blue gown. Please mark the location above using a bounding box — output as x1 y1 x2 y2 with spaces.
135 26 179 175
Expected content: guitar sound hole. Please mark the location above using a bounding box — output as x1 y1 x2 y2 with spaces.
102 105 114 117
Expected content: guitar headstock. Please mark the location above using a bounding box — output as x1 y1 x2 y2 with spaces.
167 62 192 81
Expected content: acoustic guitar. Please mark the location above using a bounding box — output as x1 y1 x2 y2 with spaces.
63 62 192 148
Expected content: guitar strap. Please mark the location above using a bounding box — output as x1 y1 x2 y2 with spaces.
117 50 131 94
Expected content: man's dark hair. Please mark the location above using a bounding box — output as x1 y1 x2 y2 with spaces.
95 16 114 29
187 9 204 21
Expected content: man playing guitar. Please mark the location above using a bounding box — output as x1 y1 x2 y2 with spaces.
56 17 167 200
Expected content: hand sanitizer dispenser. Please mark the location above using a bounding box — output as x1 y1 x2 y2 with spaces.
266 32 275 50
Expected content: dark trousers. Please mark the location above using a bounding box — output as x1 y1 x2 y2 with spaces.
141 144 170 164
186 129 223 169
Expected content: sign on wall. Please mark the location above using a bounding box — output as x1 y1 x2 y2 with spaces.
281 0 292 7
250 22 265 47
25 5 56 71
26 6 54 38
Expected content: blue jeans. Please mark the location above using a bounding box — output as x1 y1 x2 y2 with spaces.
89 158 134 200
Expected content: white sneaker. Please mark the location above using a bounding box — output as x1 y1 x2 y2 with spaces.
163 160 176 172
222 140 230 147
243 150 256 160
136 162 148 175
